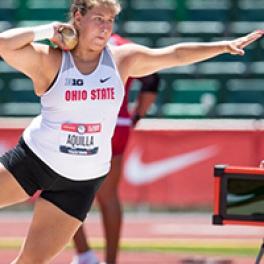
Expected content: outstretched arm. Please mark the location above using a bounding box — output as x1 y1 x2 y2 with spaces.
116 31 263 80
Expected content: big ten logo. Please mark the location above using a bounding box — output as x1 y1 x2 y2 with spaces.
65 78 84 86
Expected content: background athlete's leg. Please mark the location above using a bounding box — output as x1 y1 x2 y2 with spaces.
12 198 81 264
0 164 29 207
97 155 123 264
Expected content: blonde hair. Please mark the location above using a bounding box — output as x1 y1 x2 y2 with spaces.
69 0 121 21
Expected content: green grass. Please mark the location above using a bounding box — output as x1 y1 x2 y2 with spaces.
0 238 260 257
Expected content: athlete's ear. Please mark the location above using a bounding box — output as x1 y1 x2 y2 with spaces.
74 10 82 28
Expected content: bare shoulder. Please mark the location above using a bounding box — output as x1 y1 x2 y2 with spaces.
110 43 151 60
109 43 152 82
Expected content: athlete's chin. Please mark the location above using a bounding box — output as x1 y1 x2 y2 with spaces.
91 42 107 51
90 45 104 52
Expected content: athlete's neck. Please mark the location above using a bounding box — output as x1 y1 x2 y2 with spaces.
70 48 102 75
71 42 103 63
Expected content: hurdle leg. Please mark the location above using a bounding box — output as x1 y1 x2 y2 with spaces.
255 239 264 264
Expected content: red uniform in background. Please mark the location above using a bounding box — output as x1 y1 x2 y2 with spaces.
110 34 134 155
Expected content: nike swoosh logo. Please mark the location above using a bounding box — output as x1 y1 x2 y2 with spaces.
227 194 255 204
124 145 219 185
100 77 111 83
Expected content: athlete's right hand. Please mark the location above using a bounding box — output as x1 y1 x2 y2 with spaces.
51 22 78 51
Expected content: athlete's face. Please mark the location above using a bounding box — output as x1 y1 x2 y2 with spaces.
75 5 116 51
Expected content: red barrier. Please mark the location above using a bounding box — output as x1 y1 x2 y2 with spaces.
1 118 264 208
120 119 264 208
0 118 31 155
0 129 24 154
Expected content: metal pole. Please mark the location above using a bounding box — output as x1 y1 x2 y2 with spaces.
255 239 264 264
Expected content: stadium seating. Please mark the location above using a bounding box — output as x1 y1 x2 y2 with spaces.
0 61 40 116
0 0 263 118
236 0 264 21
124 0 176 21
214 103 264 118
169 79 220 103
0 0 17 22
224 79 264 104
16 0 69 21
185 0 231 21
0 21 12 32
159 79 219 118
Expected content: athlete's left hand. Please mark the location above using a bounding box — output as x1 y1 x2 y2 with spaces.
224 30 263 56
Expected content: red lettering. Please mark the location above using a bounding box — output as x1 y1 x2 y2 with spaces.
64 90 88 101
91 89 96 100
81 90 88 100
65 90 71 101
72 90 78 100
109 88 115 99
90 87 115 100
102 89 106 99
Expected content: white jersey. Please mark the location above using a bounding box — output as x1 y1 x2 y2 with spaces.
23 47 124 180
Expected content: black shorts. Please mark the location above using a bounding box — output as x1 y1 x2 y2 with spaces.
0 138 106 221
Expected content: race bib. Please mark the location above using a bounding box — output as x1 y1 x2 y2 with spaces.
59 123 101 156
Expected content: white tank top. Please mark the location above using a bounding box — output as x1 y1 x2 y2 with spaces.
23 47 124 180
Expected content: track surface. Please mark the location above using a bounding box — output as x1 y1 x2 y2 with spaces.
0 212 262 263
